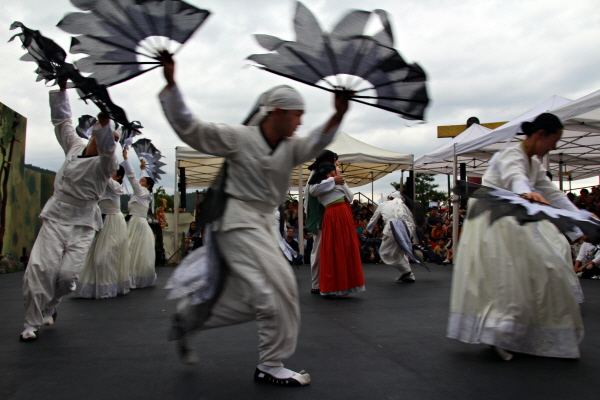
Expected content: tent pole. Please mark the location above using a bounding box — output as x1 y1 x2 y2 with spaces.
452 144 459 259
400 170 404 192
411 166 416 219
298 164 304 257
558 154 564 191
371 172 374 204
174 155 180 264
543 154 550 171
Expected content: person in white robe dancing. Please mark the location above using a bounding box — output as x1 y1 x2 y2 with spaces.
158 52 350 386
122 149 157 289
447 113 585 360
366 191 416 283
77 165 131 298
20 79 119 341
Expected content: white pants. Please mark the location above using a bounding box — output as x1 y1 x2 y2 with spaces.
23 219 95 328
380 234 412 275
310 231 321 290
180 223 300 364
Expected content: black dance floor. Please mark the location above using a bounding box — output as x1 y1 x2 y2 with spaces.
1 263 599 400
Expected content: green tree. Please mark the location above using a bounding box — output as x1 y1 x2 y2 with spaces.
391 173 447 212
154 186 174 211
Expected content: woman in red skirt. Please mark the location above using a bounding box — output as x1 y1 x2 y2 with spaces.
308 162 365 296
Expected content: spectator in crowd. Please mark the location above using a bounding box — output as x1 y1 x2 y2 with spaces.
434 238 451 264
185 221 203 255
284 228 303 266
425 207 441 234
574 236 600 279
359 207 369 223
431 220 447 240
567 192 576 203
576 188 589 208
350 199 362 215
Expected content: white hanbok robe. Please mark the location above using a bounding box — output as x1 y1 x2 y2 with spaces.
23 90 118 328
366 197 416 275
160 85 339 364
77 179 130 298
123 160 156 289
447 144 584 358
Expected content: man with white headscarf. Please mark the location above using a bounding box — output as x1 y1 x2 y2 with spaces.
20 79 119 341
366 191 417 282
158 53 350 386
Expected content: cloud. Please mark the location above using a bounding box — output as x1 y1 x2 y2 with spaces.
2 0 600 200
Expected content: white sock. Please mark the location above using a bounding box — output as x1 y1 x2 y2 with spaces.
257 364 294 379
21 326 37 335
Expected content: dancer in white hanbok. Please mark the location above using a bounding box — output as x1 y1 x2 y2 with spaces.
159 53 350 386
447 113 585 360
122 150 156 289
20 80 119 341
366 191 416 283
77 165 131 298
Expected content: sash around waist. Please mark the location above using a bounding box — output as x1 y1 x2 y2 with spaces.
54 192 98 208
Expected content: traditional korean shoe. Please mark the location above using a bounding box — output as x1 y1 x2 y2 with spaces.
397 272 416 283
42 309 57 326
254 366 310 386
19 327 38 342
310 289 319 294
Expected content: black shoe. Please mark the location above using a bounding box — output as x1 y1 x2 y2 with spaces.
310 289 319 294
254 368 310 386
42 310 57 326
169 314 198 365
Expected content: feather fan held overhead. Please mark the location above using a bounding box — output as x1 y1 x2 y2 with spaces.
132 138 166 182
247 1 429 120
57 0 210 87
8 21 140 131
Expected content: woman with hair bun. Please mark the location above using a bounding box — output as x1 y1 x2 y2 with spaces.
77 165 131 298
447 113 584 360
122 149 156 289
309 162 365 297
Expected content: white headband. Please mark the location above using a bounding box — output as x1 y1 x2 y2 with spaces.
244 85 305 126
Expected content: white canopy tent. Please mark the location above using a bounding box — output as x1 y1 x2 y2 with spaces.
172 131 414 261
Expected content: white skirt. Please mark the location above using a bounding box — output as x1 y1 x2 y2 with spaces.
77 213 130 298
447 199 584 358
128 215 156 289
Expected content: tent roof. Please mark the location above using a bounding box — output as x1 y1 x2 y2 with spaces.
176 131 413 189
413 91 600 181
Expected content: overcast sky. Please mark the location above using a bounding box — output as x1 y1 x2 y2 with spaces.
2 0 600 201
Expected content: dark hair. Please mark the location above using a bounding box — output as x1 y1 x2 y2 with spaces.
308 162 336 184
308 150 338 171
144 176 155 192
519 113 563 137
114 165 125 185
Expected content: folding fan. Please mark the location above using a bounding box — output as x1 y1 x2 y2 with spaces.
9 21 138 130
57 0 210 87
247 2 429 120
454 180 600 243
132 138 166 181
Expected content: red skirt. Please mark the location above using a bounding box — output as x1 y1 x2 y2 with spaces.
319 202 365 294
